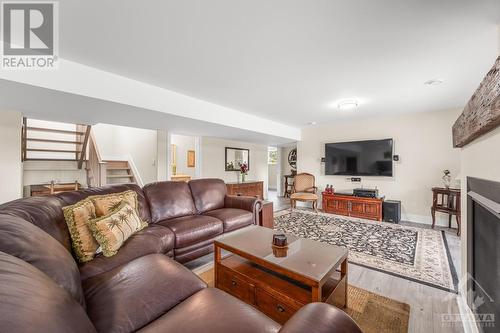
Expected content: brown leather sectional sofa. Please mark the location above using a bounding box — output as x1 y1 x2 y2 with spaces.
0 178 362 333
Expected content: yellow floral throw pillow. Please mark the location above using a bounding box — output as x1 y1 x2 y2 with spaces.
88 202 147 257
63 199 99 263
88 190 139 217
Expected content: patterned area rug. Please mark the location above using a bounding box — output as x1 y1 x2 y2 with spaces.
274 210 458 292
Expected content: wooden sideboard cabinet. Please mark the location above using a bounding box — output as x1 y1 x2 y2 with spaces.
322 192 383 221
226 181 264 199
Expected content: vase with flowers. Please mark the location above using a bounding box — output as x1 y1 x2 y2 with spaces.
239 162 248 183
442 169 451 189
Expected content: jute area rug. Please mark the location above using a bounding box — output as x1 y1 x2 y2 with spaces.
196 267 410 333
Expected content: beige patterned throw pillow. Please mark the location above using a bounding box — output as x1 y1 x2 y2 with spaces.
63 199 99 263
88 202 147 257
88 190 139 217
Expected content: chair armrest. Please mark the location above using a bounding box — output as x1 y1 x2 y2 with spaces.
278 303 362 333
224 195 262 225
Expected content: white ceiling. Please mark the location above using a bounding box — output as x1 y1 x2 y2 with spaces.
57 0 500 128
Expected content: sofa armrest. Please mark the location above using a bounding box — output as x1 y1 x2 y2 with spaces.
224 195 262 225
279 303 362 333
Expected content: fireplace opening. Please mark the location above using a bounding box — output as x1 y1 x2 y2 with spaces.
467 177 500 332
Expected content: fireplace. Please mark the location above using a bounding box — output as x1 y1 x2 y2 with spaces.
467 177 500 332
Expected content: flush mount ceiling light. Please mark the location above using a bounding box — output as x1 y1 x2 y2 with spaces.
337 99 359 110
307 121 317 126
424 79 444 86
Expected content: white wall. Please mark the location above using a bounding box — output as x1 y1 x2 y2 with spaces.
201 137 269 199
0 110 23 203
298 109 461 225
459 126 500 293
268 163 277 190
92 124 158 185
171 134 196 178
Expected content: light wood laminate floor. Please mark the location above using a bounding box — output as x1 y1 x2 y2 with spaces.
268 192 464 333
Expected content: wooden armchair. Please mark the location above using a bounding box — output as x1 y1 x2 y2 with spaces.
290 173 318 212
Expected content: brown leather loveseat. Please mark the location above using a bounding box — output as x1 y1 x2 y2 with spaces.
0 178 362 333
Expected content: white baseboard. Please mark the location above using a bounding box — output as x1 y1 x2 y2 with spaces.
457 293 479 333
402 213 452 227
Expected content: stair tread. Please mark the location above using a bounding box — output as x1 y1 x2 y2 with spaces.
107 175 134 178
27 127 85 135
106 167 131 171
27 148 81 153
27 138 82 145
25 158 82 161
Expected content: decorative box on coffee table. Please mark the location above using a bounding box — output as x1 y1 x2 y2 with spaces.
214 226 348 324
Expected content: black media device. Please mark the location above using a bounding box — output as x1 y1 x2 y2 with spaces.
353 188 378 198
324 138 393 176
383 200 401 223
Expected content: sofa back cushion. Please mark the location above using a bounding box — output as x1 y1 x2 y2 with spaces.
189 178 227 213
57 184 152 223
0 195 71 251
0 214 86 307
0 251 96 333
143 181 197 222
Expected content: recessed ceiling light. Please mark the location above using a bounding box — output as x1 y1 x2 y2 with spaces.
337 99 359 110
424 79 444 86
307 121 317 126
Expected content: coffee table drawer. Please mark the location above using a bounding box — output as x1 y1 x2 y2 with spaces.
255 288 299 324
217 266 255 304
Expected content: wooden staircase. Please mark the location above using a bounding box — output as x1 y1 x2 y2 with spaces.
104 160 136 185
21 118 91 169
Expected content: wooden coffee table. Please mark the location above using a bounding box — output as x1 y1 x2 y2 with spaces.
214 226 348 324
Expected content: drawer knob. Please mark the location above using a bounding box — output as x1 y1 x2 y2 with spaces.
276 305 285 313
231 280 237 286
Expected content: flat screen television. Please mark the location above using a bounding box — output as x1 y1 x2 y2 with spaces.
325 139 393 176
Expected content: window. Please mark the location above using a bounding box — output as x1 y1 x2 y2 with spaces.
268 147 278 164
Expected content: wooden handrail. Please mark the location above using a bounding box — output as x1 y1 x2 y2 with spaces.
21 117 27 162
86 130 107 187
77 125 91 169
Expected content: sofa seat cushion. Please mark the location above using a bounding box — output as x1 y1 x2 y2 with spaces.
83 254 206 333
79 224 174 281
204 208 254 232
137 288 280 333
158 215 223 248
0 252 96 333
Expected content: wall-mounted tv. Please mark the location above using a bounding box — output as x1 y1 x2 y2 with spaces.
325 139 393 176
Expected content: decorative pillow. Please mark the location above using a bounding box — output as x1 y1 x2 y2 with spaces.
88 202 147 257
62 199 99 263
88 190 138 217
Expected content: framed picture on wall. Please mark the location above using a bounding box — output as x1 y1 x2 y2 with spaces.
187 150 195 168
225 147 250 171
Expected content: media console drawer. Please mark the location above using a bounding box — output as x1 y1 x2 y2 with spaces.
322 192 383 221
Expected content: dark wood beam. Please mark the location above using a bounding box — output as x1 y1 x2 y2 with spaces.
452 56 500 148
